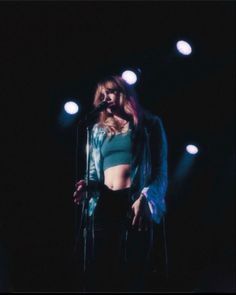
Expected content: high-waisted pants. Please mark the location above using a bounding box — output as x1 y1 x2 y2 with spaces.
86 186 153 292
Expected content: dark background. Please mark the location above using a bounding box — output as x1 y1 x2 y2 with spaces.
0 1 235 292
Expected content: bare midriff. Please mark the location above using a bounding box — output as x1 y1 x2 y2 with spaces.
104 164 131 190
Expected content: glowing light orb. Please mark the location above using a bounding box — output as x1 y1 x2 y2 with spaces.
186 144 198 155
64 101 79 115
176 40 192 55
121 70 137 85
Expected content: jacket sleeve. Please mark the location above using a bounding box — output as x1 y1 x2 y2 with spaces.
86 127 100 216
88 149 99 182
87 125 104 192
83 127 98 182
141 116 168 224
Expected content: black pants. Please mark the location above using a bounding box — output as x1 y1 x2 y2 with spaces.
86 186 153 292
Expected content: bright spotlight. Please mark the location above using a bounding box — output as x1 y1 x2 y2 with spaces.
121 70 137 85
176 40 192 55
186 144 198 155
64 101 79 115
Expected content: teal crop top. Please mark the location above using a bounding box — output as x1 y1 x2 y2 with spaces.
101 130 132 171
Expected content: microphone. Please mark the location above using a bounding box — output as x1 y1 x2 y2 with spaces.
88 100 109 117
79 100 109 126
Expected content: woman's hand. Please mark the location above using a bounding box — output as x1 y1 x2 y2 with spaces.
73 180 86 205
131 194 152 231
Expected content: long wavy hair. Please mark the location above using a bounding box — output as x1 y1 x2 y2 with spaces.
93 76 142 134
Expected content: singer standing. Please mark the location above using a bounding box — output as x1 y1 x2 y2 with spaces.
73 75 168 292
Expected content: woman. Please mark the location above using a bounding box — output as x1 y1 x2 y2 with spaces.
73 75 168 291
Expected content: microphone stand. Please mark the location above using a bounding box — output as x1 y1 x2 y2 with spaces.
76 120 92 293
75 101 108 292
78 125 91 293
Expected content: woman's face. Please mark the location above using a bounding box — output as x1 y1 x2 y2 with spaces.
100 82 121 113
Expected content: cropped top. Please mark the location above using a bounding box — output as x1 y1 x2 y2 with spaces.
101 130 132 171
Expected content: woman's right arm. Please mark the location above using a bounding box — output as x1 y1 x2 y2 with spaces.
73 179 86 205
73 128 99 205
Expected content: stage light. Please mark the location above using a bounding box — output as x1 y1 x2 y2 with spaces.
121 70 137 85
176 40 192 55
64 101 79 115
186 144 198 155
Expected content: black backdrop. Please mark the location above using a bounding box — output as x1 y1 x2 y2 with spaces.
0 1 235 292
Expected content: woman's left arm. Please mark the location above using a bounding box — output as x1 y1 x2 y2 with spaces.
141 116 168 224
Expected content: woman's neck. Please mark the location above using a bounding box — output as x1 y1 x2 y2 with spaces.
111 109 130 123
113 115 128 125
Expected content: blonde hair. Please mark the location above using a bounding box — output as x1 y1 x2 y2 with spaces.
93 76 142 134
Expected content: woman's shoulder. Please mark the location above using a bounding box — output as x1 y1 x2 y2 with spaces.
91 123 107 147
143 110 163 128
142 111 167 142
92 123 107 134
